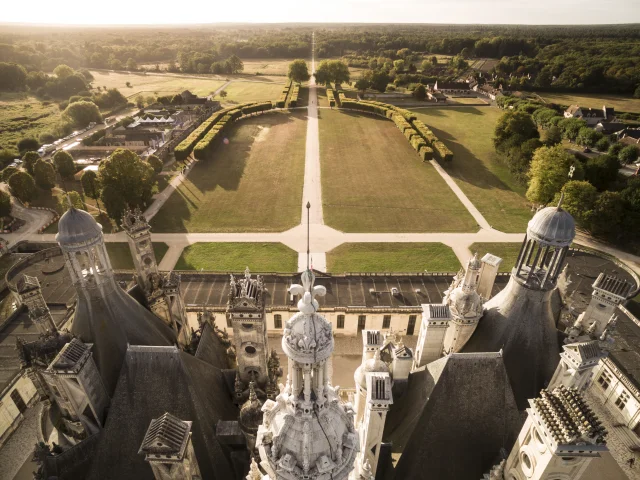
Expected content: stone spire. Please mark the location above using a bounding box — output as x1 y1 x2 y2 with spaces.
256 269 359 480
246 458 263 480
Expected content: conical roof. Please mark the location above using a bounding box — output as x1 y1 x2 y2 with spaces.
56 208 103 246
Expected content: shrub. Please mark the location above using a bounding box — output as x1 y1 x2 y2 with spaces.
419 145 434 161
433 141 453 162
146 155 163 174
289 84 300 108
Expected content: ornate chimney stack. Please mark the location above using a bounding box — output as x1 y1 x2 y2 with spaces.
121 207 159 294
16 275 56 334
139 413 201 480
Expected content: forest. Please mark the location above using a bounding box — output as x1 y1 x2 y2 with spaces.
1 23 639 94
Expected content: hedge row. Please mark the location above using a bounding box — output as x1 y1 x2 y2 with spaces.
174 103 256 161
326 88 336 107
276 80 293 108
358 100 416 122
412 119 453 162
193 102 273 160
433 141 453 162
289 84 300 107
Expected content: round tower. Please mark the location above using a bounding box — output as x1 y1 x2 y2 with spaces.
56 208 176 395
462 201 575 409
442 254 484 353
256 269 359 480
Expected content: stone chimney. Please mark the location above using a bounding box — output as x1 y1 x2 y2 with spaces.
139 413 201 480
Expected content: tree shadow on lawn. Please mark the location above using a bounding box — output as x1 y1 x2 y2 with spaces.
426 123 517 194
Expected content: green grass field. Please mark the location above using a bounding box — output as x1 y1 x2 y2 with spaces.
537 92 640 113
106 242 169 270
175 242 297 271
327 243 461 273
89 70 226 99
319 109 477 233
469 242 522 272
221 81 287 105
150 111 306 232
0 92 63 150
412 107 531 233
241 58 298 76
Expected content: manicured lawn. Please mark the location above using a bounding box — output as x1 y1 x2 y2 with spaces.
537 92 640 114
327 243 461 273
221 81 287 105
469 242 522 272
412 107 531 233
89 70 226 99
175 243 297 272
106 242 169 270
150 111 306 232
319 109 477 233
0 92 62 150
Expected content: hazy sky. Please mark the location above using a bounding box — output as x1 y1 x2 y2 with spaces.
2 0 639 25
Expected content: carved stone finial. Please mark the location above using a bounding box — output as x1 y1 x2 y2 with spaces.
246 457 262 480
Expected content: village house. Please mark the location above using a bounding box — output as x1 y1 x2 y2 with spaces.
431 80 474 96
473 83 503 101
564 104 616 126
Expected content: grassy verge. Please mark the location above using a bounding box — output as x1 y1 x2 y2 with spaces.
221 80 286 105
319 109 477 233
175 243 297 272
468 242 522 272
106 242 169 270
412 107 531 233
150 111 306 233
327 243 461 273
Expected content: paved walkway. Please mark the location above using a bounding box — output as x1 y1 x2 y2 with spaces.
428 160 491 230
144 158 198 221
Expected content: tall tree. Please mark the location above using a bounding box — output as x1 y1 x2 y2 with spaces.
315 60 350 88
554 180 598 227
17 138 39 154
53 64 74 79
0 190 10 218
526 145 584 204
227 55 244 74
22 151 40 176
81 169 102 214
52 151 76 180
98 149 154 221
34 159 56 190
9 171 36 203
619 145 640 165
493 111 539 152
288 60 311 83
62 101 102 128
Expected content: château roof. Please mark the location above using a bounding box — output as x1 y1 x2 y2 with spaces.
386 353 521 480
56 208 103 246
87 346 238 480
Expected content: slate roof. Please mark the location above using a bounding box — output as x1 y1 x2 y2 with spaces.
72 280 177 395
385 353 522 480
178 273 487 310
607 305 640 391
87 346 239 480
461 276 562 409
195 323 232 370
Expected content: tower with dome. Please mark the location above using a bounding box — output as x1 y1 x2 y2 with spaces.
255 269 360 480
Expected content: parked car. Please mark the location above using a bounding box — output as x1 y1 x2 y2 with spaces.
583 147 592 153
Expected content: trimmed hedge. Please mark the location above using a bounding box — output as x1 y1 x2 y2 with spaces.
334 98 454 163
276 80 292 108
433 141 453 162
174 103 257 161
326 88 335 107
241 101 273 116
419 145 434 161
289 84 300 108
